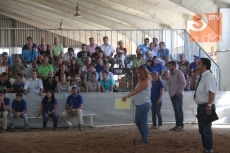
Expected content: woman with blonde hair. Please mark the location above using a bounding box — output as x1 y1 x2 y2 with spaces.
0 56 8 75
150 71 164 129
116 40 127 68
122 66 151 145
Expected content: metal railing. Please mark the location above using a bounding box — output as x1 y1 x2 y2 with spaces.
0 28 184 55
183 30 220 90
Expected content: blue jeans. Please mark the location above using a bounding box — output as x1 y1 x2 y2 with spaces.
42 112 58 128
197 105 215 151
151 101 162 126
170 93 184 127
10 113 29 129
135 103 151 144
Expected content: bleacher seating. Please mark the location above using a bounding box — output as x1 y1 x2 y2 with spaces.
173 53 181 63
125 54 136 68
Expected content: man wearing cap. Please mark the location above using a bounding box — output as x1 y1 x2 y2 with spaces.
190 55 200 75
62 47 78 66
133 50 145 69
61 86 83 131
133 50 146 87
2 52 12 66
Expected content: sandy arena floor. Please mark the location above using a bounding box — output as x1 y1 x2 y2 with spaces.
0 124 230 153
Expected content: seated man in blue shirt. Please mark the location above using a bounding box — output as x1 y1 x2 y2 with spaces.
10 93 29 132
137 38 149 58
61 87 83 131
22 36 37 51
157 42 170 60
189 55 200 76
95 57 104 74
144 60 153 72
0 90 10 133
21 43 38 68
150 56 164 76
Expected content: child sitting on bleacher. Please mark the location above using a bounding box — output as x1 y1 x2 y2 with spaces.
11 74 24 93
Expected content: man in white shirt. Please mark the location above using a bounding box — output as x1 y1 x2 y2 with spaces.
100 36 116 69
23 70 43 96
149 42 158 57
190 58 216 153
152 37 159 53
63 47 78 66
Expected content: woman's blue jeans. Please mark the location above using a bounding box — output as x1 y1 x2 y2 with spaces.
151 101 162 126
135 103 151 144
42 112 58 128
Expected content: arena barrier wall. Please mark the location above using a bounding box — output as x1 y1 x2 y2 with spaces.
2 91 230 128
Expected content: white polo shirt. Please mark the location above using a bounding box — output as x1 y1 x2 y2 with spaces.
194 70 216 104
100 44 115 57
24 78 43 93
62 52 78 63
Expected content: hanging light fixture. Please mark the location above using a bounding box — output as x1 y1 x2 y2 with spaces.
58 19 63 30
74 2 82 17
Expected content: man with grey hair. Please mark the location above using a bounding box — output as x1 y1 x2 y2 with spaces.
87 37 99 56
51 37 63 60
9 58 26 84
